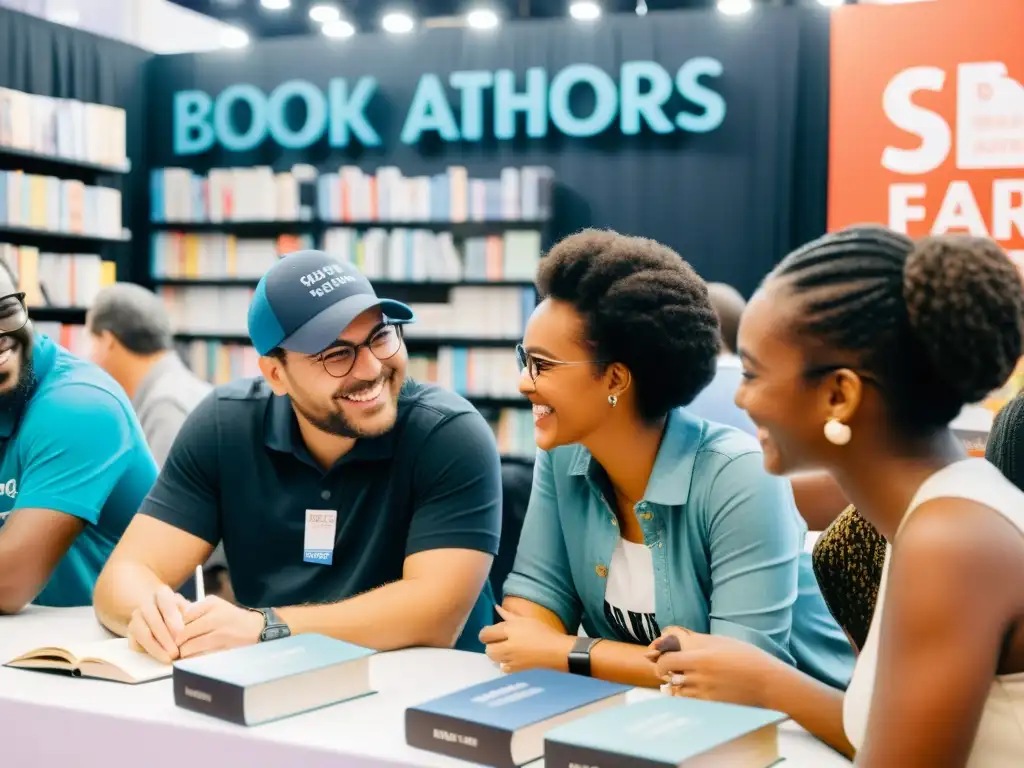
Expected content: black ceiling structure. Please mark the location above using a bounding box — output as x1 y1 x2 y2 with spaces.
167 0 839 39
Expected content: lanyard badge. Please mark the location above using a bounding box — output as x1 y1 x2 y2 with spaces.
303 509 337 565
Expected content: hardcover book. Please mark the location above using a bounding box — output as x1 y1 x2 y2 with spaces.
172 633 375 726
405 669 630 768
544 696 787 768
4 637 171 684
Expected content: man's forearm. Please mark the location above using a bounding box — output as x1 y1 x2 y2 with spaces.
0 549 38 614
93 560 167 635
275 578 471 651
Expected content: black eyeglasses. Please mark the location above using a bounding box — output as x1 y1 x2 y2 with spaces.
315 323 404 378
516 343 606 382
0 292 28 335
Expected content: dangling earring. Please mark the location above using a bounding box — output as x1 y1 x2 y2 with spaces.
824 418 852 446
608 394 618 408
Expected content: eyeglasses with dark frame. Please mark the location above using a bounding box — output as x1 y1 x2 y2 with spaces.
315 322 405 379
516 343 608 382
0 292 29 335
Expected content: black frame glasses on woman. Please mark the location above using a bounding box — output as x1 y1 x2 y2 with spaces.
0 292 29 335
516 343 607 381
313 321 404 379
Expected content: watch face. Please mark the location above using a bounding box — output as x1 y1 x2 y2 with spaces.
262 625 290 641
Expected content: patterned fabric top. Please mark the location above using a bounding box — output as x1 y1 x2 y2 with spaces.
811 504 886 652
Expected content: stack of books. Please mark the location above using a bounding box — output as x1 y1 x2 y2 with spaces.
324 227 540 283
161 283 533 341
150 164 554 225
0 171 122 238
151 232 312 280
406 669 787 768
0 244 115 309
402 285 535 341
0 88 127 168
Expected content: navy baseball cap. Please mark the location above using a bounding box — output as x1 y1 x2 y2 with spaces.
247 250 415 356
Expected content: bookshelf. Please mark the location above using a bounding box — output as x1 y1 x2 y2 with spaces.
151 163 553 460
0 144 131 177
0 87 130 349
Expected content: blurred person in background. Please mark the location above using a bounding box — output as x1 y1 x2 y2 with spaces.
86 283 229 601
988 392 1024 490
687 281 757 435
87 283 211 468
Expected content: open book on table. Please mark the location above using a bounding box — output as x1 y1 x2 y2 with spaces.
5 637 172 683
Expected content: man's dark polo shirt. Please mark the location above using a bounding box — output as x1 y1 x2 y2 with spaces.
138 377 503 652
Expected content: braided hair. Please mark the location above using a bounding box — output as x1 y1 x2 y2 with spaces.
987 393 1024 491
770 224 1024 434
537 228 720 423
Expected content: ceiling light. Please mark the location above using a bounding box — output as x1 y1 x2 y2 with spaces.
309 3 340 23
717 0 752 15
260 0 290 10
322 19 355 38
569 1 601 20
382 11 415 34
635 0 648 16
816 0 845 7
467 8 500 30
220 26 250 48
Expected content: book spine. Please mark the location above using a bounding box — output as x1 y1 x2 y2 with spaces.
544 740 670 768
172 668 247 725
405 709 515 768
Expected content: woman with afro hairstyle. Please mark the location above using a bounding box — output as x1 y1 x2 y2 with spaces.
653 225 1024 767
479 229 855 693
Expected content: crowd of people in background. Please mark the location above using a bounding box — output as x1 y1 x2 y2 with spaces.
0 224 1023 766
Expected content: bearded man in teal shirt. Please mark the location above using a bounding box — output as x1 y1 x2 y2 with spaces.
0 267 156 612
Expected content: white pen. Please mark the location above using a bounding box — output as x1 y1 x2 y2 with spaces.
194 564 205 602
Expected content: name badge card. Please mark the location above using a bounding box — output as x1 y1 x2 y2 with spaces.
303 509 337 565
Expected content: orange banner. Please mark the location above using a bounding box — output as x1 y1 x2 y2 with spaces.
828 0 1024 267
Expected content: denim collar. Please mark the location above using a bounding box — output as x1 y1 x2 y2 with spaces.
567 407 705 506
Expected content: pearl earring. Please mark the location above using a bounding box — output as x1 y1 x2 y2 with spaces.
824 418 852 446
608 394 618 407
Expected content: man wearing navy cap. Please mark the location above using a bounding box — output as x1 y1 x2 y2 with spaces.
94 251 503 662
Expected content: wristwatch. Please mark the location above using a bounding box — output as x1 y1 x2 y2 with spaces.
250 607 291 642
567 636 603 676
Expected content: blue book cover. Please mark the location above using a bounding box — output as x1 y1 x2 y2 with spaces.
172 634 375 726
406 669 630 768
173 633 373 686
545 696 787 768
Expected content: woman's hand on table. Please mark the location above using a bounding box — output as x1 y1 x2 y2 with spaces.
479 604 575 674
648 626 779 708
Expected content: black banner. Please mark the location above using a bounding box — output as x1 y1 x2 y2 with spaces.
146 8 831 294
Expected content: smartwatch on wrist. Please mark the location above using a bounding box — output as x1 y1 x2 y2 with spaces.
567 636 603 676
251 607 291 642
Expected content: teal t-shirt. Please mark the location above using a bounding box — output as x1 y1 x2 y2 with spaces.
0 334 157 607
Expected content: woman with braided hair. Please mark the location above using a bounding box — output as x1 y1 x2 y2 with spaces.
988 393 1024 490
652 225 1024 767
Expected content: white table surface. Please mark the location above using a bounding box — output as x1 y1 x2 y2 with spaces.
0 607 851 767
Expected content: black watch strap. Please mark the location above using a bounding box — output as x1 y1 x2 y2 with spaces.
253 607 291 642
567 636 602 676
